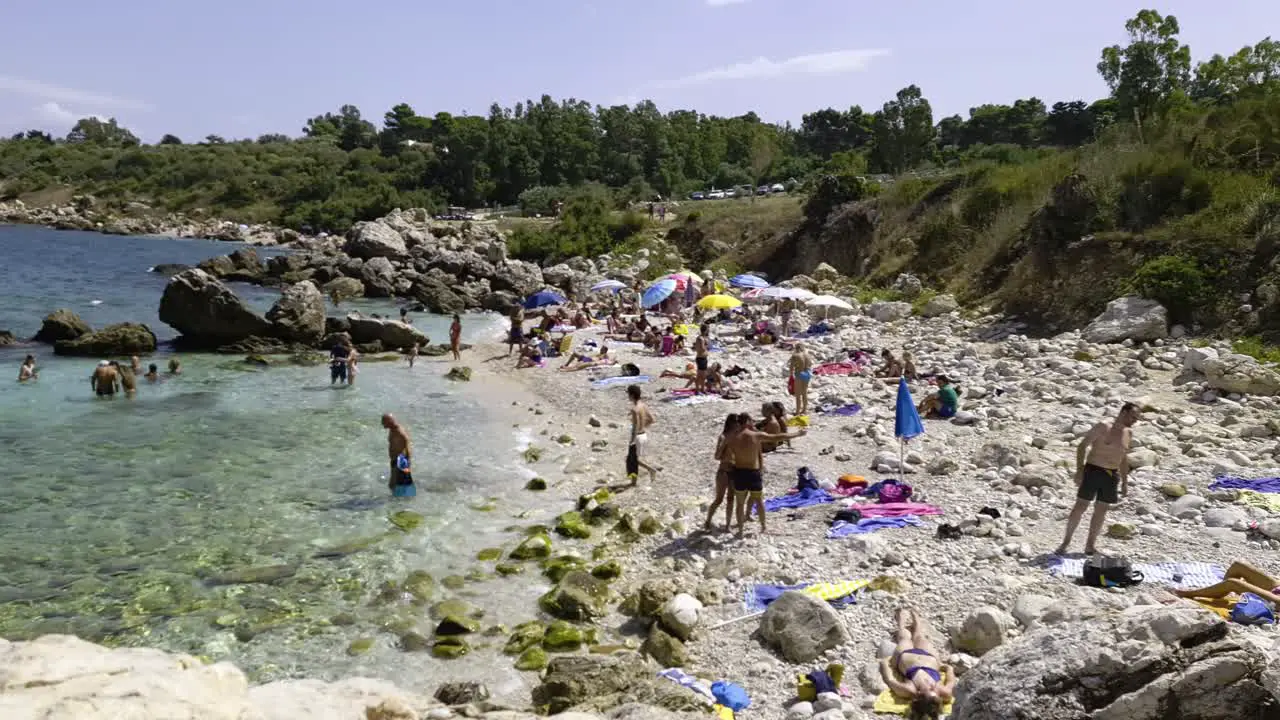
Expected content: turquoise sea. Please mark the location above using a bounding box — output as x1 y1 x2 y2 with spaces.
0 225 560 697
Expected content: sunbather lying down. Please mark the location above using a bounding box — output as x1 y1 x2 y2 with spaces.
880 608 954 720
1174 561 1280 604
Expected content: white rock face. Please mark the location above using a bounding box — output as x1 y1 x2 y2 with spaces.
953 606 1016 656
866 300 913 323
1082 296 1168 344
1201 353 1280 396
658 593 703 641
918 293 959 317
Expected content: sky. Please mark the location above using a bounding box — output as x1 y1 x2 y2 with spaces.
1 0 1276 143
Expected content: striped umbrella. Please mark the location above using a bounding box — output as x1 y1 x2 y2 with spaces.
730 274 770 289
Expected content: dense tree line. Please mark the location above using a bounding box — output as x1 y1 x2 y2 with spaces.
1 10 1276 233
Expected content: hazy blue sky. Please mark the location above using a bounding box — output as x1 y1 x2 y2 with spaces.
1 1 1274 142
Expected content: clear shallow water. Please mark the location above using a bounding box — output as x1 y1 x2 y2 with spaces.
0 225 559 695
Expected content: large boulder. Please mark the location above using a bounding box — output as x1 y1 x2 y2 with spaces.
538 570 611 622
412 277 466 314
159 269 272 347
952 605 1017 656
952 606 1280 720
196 248 264 283
490 260 544 295
360 257 397 298
1082 296 1168 344
531 653 708 715
344 221 408 259
265 281 326 345
346 316 428 350
865 300 912 323
53 323 156 356
321 277 365 302
1201 353 1280 396
33 309 91 344
919 293 959 317
758 591 849 663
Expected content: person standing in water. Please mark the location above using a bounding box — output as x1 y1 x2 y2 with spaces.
114 361 137 397
167 359 182 375
382 413 416 496
90 361 119 398
449 314 463 361
144 363 160 382
789 342 813 416
330 339 351 385
347 346 360 386
626 384 657 486
18 355 38 382
408 342 419 368
1056 402 1142 556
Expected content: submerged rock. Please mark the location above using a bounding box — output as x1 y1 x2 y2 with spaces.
33 308 91 343
510 532 553 560
444 366 472 381
388 510 424 531
538 571 610 622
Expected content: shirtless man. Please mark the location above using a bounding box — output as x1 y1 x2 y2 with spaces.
90 360 119 398
144 363 160 382
1056 402 1141 555
114 361 137 397
382 413 415 495
130 356 142 374
626 384 657 486
724 412 806 534
18 355 37 382
692 324 711 393
789 343 813 415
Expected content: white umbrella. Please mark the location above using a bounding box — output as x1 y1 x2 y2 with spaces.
806 294 854 319
760 286 816 301
590 279 626 293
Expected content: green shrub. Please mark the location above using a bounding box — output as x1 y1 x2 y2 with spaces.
1232 336 1280 364
1126 255 1210 324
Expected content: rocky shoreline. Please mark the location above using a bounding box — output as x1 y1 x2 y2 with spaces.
0 197 303 246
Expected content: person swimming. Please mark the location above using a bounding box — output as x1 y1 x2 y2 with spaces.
18 354 37 382
144 363 160 382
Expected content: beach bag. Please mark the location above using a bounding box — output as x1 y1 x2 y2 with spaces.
710 681 750 711
1081 556 1144 588
787 375 795 395
797 467 820 491
621 363 640 377
876 479 912 504
1230 593 1277 626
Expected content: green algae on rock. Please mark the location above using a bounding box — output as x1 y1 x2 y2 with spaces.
476 548 503 562
542 555 588 583
430 598 482 621
590 560 623 580
516 646 549 671
509 533 553 561
435 614 481 636
432 636 470 659
402 571 435 605
388 510 425 531
522 447 542 463
537 571 610 622
525 477 548 491
504 620 547 655
441 575 467 590
347 637 375 655
554 511 592 539
542 620 584 651
495 562 525 576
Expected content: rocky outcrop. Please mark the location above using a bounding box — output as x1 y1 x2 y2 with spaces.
952 606 1280 720
865 300 912 323
531 653 708 715
159 269 271 347
757 591 849 663
360 257 398 297
33 309 91 344
0 330 15 346
265 281 326 345
345 221 408 259
53 323 157 356
322 277 365 301
0 199 298 246
1201 353 1280 396
198 248 265 283
346 316 428 350
1082 296 1169 344
919 293 959 317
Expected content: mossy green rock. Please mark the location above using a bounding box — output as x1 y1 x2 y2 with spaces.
538 570 610 621
441 575 467 590
591 560 623 580
510 533 553 560
432 636 470 659
525 477 548 491
504 621 547 654
495 562 525 576
347 637 375 656
477 548 503 562
403 570 435 605
389 510 425 531
435 614 481 636
641 624 688 667
399 631 432 652
445 366 473 381
542 555 588 583
555 511 592 539
542 620 585 651
1160 483 1187 498
430 598 482 621
637 514 662 535
515 646 549 671
522 447 542 463
578 488 612 510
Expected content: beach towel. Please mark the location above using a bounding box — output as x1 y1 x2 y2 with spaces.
592 375 650 388
831 475 868 497
657 669 716 704
873 689 953 717
813 362 856 376
827 516 925 538
609 341 647 349
854 502 943 519
819 403 862 416
787 415 810 427
1209 476 1280 493
671 394 723 407
1190 594 1240 620
762 487 834 513
1237 489 1280 513
800 579 870 602
1047 558 1224 591
743 582 864 612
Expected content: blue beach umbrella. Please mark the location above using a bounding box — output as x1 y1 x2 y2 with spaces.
730 273 770 289
523 290 566 309
894 376 924 482
641 278 678 309
590 279 626 293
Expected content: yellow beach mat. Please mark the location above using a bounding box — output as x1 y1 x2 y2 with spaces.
787 415 810 427
1190 593 1240 620
1237 490 1280 513
800 580 870 602
873 689 954 716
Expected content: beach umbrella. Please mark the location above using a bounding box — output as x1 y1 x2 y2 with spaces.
696 294 743 310
806 294 854 319
730 273 770 289
670 270 703 283
590 279 625 293
642 278 678 308
523 290 566 309
760 286 816 301
894 376 924 482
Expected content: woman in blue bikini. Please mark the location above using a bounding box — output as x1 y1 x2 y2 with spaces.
788 343 813 416
880 607 955 720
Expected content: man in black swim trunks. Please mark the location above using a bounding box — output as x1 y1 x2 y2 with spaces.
1056 402 1141 555
330 338 351 385
723 412 805 534
382 413 415 494
693 324 710 394
90 360 119 398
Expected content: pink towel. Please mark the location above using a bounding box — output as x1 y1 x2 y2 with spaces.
813 362 856 376
853 502 942 518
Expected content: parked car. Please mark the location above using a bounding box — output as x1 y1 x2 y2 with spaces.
769 183 785 193
707 190 727 200
689 191 705 200
756 185 770 195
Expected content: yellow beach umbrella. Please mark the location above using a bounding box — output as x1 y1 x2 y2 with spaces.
696 294 742 310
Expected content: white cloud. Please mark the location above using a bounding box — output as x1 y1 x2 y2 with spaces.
705 0 750 6
36 101 79 124
0 75 152 111
662 48 891 88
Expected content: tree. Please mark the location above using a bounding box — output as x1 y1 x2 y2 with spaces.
1098 10 1192 128
65 117 140 146
870 85 935 173
10 130 54 143
204 135 226 145
798 106 872 158
1191 37 1280 103
303 104 377 151
256 133 291 144
1044 101 1097 146
158 134 183 145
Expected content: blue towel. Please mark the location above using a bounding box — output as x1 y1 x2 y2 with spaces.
762 487 834 513
820 403 862 416
826 516 924 538
1210 476 1280 493
742 583 859 612
591 375 650 388
656 668 716 703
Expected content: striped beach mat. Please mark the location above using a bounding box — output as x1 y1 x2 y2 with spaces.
1048 558 1224 591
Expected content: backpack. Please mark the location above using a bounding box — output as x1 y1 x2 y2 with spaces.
710 681 750 711
1230 593 1277 626
1081 556 1144 588
796 467 820 491
877 479 913 504
621 363 640 377
833 508 862 524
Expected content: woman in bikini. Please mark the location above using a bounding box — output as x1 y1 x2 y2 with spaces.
880 607 956 720
703 414 742 532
